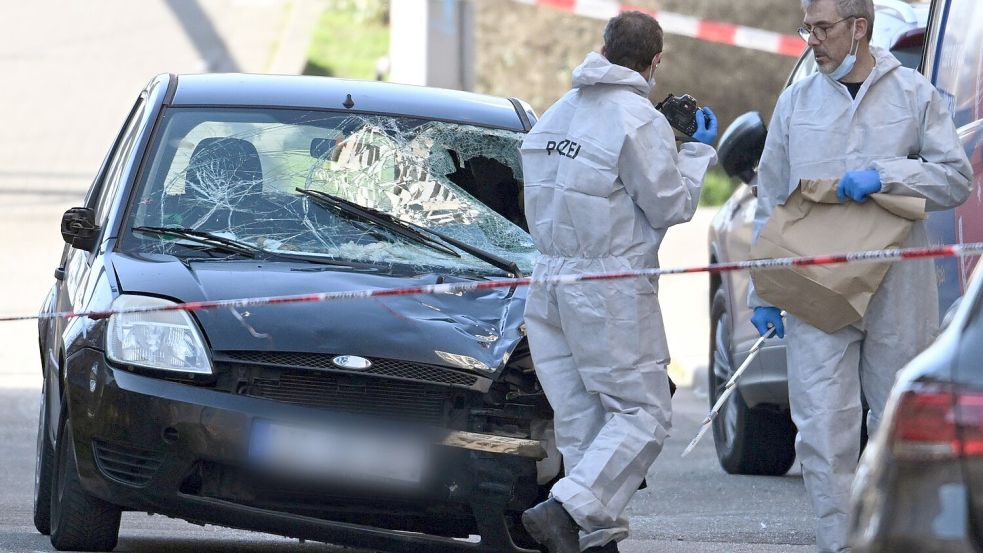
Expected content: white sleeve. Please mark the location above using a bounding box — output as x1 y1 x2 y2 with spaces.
873 85 973 211
619 118 717 230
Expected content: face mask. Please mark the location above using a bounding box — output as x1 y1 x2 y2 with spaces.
828 20 860 81
646 66 657 89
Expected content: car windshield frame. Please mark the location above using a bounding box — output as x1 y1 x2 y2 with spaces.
116 106 537 277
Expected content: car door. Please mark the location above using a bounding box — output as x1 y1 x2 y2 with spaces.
44 94 147 429
714 183 760 352
898 0 976 317
930 0 983 526
928 0 983 293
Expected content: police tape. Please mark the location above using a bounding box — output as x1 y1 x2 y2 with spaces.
512 0 805 57
4 242 982 323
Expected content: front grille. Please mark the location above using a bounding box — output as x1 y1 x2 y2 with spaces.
92 441 164 487
242 370 452 425
219 351 482 389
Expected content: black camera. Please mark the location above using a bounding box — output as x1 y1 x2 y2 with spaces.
656 93 708 137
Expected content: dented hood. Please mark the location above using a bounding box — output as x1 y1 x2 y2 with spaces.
109 252 527 376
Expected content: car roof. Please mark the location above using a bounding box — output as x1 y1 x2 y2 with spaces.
166 73 528 132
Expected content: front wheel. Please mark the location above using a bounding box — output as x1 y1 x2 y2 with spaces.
49 411 121 551
708 288 796 476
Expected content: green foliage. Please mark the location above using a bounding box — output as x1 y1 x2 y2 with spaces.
700 167 736 207
304 3 390 79
325 0 389 23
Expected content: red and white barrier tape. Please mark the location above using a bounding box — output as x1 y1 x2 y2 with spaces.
5 242 982 323
513 0 805 58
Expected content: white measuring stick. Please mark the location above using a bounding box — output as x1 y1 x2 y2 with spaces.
681 312 786 457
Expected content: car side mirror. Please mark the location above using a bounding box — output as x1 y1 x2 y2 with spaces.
61 207 100 251
717 112 767 184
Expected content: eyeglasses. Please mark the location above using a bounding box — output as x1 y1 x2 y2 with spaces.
797 16 855 42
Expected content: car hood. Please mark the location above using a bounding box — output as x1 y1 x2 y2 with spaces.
109 252 527 376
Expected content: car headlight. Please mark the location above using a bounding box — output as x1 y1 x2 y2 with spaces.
106 295 213 374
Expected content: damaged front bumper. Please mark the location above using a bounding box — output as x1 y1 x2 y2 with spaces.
64 348 547 552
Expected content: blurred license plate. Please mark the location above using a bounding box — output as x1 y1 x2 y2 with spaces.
249 420 427 484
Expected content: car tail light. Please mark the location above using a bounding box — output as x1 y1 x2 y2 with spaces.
891 384 983 461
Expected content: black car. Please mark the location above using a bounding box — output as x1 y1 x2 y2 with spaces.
848 0 983 550
33 73 559 552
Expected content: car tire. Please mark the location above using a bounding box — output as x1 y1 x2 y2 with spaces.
33 379 54 535
708 288 796 476
49 411 121 552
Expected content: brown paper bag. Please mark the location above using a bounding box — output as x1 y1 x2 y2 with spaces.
750 178 926 333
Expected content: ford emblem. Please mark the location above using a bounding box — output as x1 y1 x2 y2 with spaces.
332 355 372 370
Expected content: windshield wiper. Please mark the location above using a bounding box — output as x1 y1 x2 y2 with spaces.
132 226 351 267
296 188 460 259
404 221 522 278
133 226 260 258
295 188 522 277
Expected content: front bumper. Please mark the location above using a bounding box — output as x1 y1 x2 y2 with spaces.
64 348 544 552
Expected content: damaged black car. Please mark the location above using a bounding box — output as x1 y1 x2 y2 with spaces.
34 73 558 552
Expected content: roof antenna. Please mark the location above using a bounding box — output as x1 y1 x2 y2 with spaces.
343 94 355 109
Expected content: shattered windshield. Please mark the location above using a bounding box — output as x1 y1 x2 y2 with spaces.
120 108 536 275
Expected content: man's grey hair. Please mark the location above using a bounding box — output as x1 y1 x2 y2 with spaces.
801 0 875 40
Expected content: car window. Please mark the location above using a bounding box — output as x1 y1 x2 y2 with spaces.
122 108 536 275
891 40 924 70
94 98 147 224
934 0 982 129
84 98 143 212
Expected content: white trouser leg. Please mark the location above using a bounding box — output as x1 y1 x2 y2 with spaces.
786 315 863 553
784 230 939 553
525 282 607 474
546 279 672 550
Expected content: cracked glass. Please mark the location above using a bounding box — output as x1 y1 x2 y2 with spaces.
121 108 536 275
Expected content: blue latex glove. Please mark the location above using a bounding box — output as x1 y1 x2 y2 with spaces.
751 307 785 339
691 106 718 145
837 170 882 203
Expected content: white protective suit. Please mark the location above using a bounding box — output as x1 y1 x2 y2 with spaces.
749 47 973 553
521 52 716 549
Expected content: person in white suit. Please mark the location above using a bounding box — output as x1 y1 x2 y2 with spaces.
748 1 973 551
518 10 718 553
